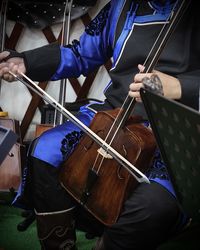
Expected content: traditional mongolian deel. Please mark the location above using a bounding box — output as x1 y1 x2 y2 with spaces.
13 0 199 217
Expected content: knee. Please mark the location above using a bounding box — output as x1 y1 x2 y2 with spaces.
101 183 181 250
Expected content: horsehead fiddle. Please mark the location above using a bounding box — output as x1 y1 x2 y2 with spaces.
9 0 191 225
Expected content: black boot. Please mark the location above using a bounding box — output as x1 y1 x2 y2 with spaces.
35 208 77 250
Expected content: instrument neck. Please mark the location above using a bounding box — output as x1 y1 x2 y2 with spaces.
118 0 191 125
54 0 73 125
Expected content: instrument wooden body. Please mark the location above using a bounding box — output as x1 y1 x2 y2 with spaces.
0 117 25 191
60 108 156 225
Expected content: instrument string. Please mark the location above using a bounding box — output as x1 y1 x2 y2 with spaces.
101 0 190 147
53 0 73 126
9 70 149 184
91 0 186 173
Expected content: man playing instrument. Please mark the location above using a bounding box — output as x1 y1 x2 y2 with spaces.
0 0 199 249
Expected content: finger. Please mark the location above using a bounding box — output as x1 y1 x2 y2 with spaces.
12 64 21 75
18 64 26 75
135 97 142 103
3 72 14 82
0 62 8 71
7 62 18 75
8 73 16 82
138 64 145 73
134 72 155 83
1 66 9 76
128 90 141 99
129 83 136 91
129 82 143 91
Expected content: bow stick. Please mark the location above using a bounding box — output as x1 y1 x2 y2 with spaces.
9 70 150 184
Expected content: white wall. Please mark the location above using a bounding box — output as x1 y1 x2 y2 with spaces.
0 0 110 141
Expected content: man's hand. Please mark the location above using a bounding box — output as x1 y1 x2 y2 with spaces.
0 51 26 82
129 64 182 102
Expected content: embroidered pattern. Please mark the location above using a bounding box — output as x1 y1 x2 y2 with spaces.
146 149 169 180
65 39 81 57
61 130 84 160
85 2 111 36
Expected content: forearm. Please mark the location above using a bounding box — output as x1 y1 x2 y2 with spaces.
22 42 61 81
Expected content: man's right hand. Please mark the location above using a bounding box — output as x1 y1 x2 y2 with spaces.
0 51 26 82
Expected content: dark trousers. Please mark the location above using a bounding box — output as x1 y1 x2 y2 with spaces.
30 157 184 250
